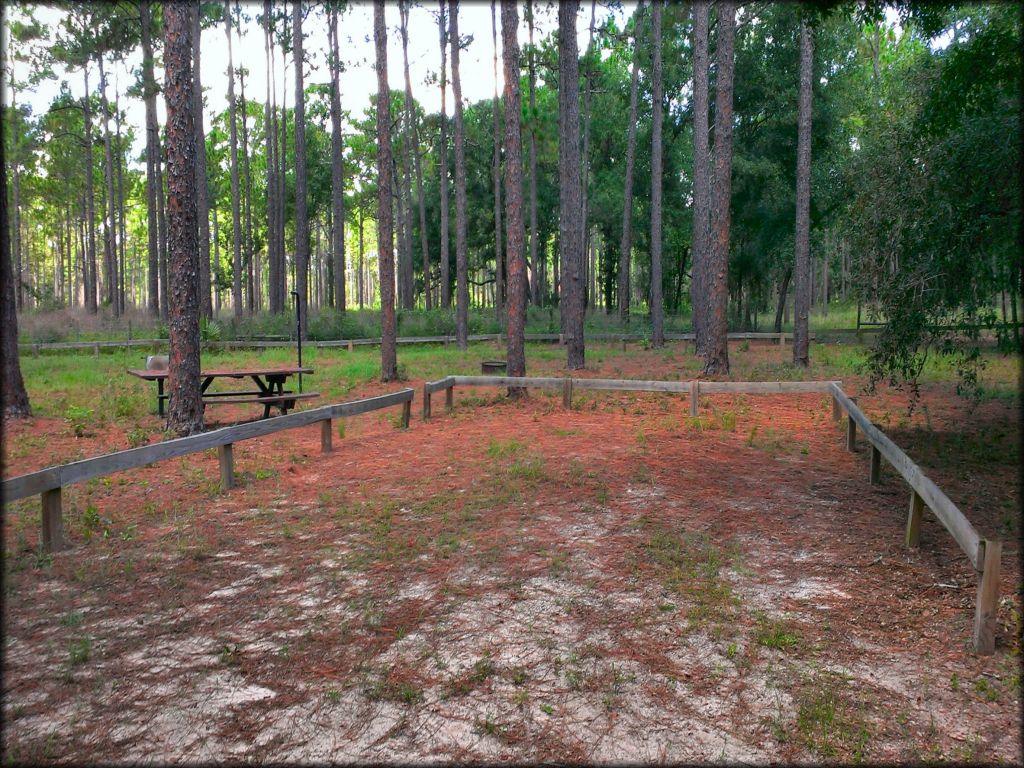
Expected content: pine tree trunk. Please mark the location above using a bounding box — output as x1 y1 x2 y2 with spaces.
279 46 289 311
438 0 451 309
192 6 212 318
618 3 643 321
702 0 735 376
580 0 597 313
2 148 31 416
293 0 310 338
10 85 24 313
398 1 429 311
773 267 792 333
98 55 119 315
491 0 504 319
163 1 204 436
690 1 710 352
450 0 469 349
212 202 221 313
650 0 664 348
82 66 99 314
527 0 540 306
158 138 170 319
559 0 585 369
374 0 398 380
792 19 813 367
115 91 127 313
225 0 243 317
239 48 255 314
394 152 410 308
358 206 365 309
329 5 346 312
264 0 279 313
501 0 526 389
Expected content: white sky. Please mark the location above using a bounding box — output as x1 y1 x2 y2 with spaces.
7 2 634 170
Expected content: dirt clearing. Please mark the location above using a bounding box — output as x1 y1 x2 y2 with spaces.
2 373 1020 763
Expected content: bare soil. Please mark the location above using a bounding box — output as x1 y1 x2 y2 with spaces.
2 345 1020 764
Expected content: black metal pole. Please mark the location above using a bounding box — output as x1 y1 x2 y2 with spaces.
292 290 303 393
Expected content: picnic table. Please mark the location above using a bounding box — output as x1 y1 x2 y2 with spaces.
127 365 318 419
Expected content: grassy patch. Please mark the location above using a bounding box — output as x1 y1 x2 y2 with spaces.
790 671 873 762
640 524 740 630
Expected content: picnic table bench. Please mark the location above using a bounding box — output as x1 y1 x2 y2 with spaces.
127 364 318 419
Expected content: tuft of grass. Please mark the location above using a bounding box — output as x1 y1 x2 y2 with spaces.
754 615 803 651
487 438 525 459
792 671 872 762
67 637 92 667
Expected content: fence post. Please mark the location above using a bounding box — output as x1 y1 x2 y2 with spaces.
905 490 923 548
621 336 627 352
445 383 454 411
780 332 786 348
41 488 65 552
973 539 1002 655
831 393 842 421
562 379 573 410
869 446 881 484
401 399 411 428
218 444 235 490
846 397 857 451
321 419 333 453
689 380 699 417
93 342 100 357
347 340 354 353
422 384 432 421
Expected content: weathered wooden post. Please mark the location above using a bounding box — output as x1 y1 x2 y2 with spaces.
422 384 432 420
218 444 235 490
973 539 1002 655
347 340 354 353
93 342 100 357
831 393 842 421
321 419 333 453
905 490 923 547
445 383 454 411
562 379 573 410
869 446 881 484
621 336 627 352
846 397 857 451
689 380 699 417
401 399 411 429
41 488 65 552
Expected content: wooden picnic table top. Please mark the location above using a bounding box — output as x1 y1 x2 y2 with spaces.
126 366 314 381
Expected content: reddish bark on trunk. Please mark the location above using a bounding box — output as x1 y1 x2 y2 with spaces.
163 1 204 436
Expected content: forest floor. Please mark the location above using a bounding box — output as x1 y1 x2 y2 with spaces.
2 341 1020 763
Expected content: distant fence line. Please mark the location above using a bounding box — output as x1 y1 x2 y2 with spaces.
21 323 1020 355
18 330 833 355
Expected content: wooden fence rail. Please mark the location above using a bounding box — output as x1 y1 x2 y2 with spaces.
828 383 1001 654
19 331 832 356
1 389 414 554
423 373 1000 654
421 375 840 420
